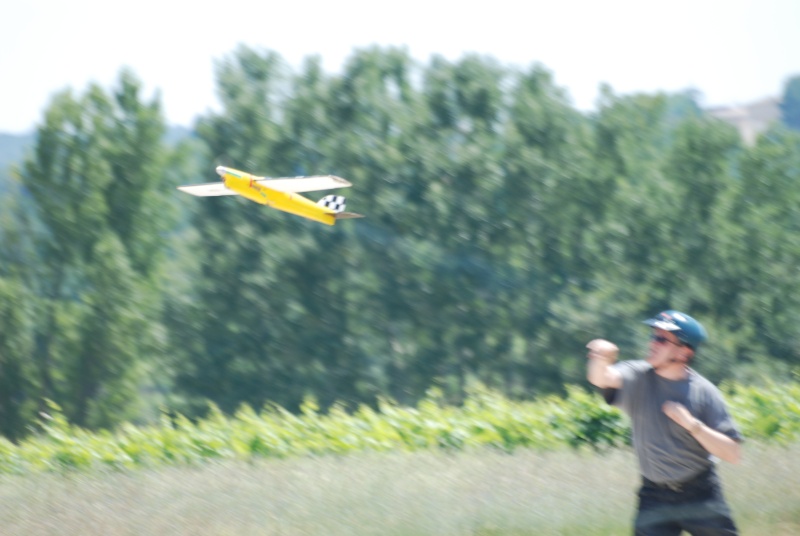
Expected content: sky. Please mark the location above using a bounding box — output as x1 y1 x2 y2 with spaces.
2 0 799 134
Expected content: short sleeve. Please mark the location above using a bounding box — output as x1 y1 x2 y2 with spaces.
600 387 619 404
702 387 743 442
606 360 652 414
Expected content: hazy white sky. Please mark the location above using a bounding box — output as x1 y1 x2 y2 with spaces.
2 0 799 134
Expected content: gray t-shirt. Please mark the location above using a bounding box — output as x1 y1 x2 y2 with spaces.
605 360 742 484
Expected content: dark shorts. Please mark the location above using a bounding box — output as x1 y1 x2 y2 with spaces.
634 467 738 536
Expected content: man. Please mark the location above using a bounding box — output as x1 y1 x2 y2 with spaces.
586 310 742 535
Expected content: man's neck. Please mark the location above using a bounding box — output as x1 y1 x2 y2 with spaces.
654 362 690 380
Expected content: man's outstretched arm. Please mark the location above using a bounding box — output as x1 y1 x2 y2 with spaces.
586 339 623 389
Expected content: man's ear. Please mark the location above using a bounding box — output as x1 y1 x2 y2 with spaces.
681 347 695 363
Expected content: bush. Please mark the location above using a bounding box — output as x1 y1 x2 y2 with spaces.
0 382 797 475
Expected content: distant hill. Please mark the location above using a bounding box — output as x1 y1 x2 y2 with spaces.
163 125 193 146
0 133 35 195
0 132 35 176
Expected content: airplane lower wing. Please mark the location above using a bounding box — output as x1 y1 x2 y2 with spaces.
177 183 237 197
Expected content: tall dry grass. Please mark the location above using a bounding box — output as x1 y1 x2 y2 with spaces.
0 442 797 535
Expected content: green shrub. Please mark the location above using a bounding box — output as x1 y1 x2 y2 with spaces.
0 382 796 475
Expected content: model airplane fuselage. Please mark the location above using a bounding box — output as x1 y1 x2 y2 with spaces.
178 166 363 226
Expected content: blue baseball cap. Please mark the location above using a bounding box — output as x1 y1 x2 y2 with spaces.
644 310 708 349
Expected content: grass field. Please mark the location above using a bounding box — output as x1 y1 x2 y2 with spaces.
0 442 797 535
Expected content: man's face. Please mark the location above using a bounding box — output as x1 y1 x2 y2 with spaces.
646 328 689 367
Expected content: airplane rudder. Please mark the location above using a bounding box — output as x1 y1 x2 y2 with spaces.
317 194 347 213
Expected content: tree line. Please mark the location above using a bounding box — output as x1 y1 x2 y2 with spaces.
0 46 799 440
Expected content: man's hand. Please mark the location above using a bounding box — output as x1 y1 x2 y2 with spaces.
586 339 621 389
586 339 619 363
662 401 698 431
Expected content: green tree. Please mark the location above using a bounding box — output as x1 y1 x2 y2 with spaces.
176 45 427 412
718 127 800 378
540 92 736 383
0 278 36 440
175 47 309 414
498 66 611 393
175 46 800 418
15 69 173 428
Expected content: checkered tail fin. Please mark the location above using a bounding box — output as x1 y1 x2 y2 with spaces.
317 195 365 220
317 195 347 213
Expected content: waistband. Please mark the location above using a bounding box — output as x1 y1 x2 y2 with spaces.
642 466 714 493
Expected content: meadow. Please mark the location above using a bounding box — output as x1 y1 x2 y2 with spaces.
0 383 797 535
0 441 797 536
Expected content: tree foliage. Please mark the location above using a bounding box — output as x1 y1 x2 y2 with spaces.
172 46 800 417
6 70 175 430
1 49 800 437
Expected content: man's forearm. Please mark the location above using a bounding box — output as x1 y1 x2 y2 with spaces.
587 358 611 387
690 420 742 464
587 358 622 389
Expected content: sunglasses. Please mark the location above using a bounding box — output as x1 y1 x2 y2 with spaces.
650 334 685 347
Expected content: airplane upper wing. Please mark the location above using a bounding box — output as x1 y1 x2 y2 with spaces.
177 183 238 197
255 175 352 193
178 175 352 196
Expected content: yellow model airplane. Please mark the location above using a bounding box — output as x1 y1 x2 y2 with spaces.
177 166 364 226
